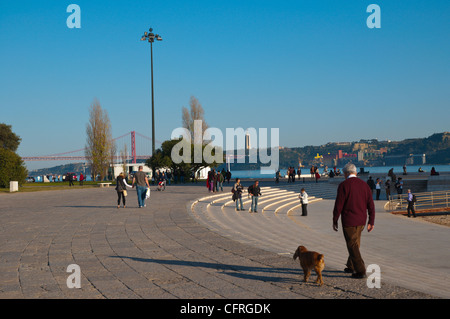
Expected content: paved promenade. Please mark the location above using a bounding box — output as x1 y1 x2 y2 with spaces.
0 181 447 299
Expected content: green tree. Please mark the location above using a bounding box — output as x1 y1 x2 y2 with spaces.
0 123 21 152
0 148 28 188
147 138 221 181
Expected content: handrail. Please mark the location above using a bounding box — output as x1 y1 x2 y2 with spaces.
387 190 450 211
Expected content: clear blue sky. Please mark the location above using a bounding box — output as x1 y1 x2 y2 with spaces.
1 1 449 170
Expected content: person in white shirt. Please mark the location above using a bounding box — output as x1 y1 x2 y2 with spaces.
375 178 382 200
299 188 309 216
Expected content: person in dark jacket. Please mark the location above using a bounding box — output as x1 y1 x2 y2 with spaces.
367 176 375 197
333 163 375 279
116 172 131 208
233 178 244 211
249 180 262 213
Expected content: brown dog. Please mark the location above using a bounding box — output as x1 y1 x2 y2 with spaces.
293 245 325 286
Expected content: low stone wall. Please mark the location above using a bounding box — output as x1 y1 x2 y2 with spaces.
328 172 450 193
428 174 450 192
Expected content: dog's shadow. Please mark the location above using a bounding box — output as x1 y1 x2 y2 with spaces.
110 256 348 284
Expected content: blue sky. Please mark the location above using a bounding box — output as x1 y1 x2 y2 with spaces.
0 1 449 169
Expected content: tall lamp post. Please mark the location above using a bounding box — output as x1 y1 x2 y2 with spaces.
141 27 162 156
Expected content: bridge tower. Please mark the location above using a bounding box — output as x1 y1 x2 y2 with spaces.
131 131 137 164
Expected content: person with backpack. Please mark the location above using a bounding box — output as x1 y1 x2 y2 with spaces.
232 178 244 211
248 180 262 213
406 189 417 218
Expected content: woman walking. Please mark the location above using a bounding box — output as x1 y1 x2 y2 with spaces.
116 172 131 208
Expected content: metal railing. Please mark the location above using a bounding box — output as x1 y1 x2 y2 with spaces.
387 190 450 212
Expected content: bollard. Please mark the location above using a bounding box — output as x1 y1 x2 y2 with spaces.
10 181 18 192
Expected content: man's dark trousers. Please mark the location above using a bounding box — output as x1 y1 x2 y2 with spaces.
343 225 366 275
407 202 416 217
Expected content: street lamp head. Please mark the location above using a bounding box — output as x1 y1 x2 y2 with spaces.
141 27 162 43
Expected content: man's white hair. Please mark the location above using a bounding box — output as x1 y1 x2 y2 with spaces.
343 163 357 174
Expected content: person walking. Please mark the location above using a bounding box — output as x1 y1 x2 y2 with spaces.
249 180 262 213
299 188 308 216
367 176 375 197
314 169 320 183
207 170 214 192
395 177 404 199
132 166 150 208
68 173 74 187
213 170 219 192
385 179 391 199
218 171 224 192
406 189 417 218
233 178 244 211
226 170 231 184
115 172 131 208
332 163 375 279
375 178 381 200
79 173 84 186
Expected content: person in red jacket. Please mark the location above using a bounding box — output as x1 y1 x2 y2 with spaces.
332 163 375 279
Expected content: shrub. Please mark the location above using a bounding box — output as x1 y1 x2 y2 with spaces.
0 148 28 188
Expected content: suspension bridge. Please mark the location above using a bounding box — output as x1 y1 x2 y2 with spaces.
22 131 158 163
22 131 250 170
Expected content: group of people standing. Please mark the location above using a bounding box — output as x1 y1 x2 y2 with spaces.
366 175 407 201
206 169 232 192
286 167 301 183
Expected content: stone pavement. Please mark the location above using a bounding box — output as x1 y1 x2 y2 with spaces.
0 180 446 299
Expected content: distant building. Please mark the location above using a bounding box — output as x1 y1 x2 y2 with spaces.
353 143 369 151
358 151 364 162
321 150 357 166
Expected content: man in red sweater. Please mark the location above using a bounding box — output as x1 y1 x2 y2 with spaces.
333 163 375 279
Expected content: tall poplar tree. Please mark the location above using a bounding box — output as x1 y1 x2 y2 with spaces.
85 99 115 181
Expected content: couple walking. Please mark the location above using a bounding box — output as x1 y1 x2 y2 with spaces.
115 166 150 208
233 179 261 212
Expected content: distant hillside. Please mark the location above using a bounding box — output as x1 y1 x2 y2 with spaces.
29 163 89 177
384 132 450 163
